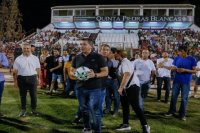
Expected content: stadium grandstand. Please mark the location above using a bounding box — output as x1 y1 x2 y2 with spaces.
2 4 200 67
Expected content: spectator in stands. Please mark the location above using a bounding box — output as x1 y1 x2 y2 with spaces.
46 49 64 95
13 44 40 117
70 38 108 133
115 50 150 133
0 53 9 117
190 60 200 98
31 45 36 55
130 51 140 61
165 46 197 121
156 51 173 103
104 47 120 116
132 49 156 111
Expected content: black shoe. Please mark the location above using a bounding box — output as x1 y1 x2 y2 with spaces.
116 124 131 131
31 110 39 116
103 109 110 114
19 110 26 117
72 117 81 125
142 125 150 133
45 92 52 95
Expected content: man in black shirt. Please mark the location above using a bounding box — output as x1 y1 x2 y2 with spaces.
46 49 64 95
70 38 108 133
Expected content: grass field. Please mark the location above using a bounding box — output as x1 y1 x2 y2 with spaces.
0 86 200 133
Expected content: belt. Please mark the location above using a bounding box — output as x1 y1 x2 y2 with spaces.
18 75 37 77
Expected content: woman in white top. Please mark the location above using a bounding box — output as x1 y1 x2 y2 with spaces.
115 50 150 133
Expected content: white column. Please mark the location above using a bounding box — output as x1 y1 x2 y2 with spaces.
73 9 75 16
118 9 120 16
140 8 143 16
166 9 169 16
96 6 99 15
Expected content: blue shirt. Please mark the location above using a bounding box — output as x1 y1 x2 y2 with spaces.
0 53 9 82
173 56 197 83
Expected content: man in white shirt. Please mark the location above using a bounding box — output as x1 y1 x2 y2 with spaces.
13 44 41 117
132 49 156 111
191 61 200 98
157 52 173 103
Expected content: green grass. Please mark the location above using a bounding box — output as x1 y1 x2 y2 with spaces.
0 86 200 133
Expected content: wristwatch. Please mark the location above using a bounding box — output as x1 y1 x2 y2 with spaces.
94 73 97 78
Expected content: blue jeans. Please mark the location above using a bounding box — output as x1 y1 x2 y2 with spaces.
168 82 190 117
77 88 102 133
100 89 106 118
0 81 5 105
105 79 120 111
139 83 151 111
65 77 77 94
157 77 171 102
75 89 82 119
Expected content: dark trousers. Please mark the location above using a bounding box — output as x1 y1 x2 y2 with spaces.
120 85 147 126
17 75 37 110
157 77 171 102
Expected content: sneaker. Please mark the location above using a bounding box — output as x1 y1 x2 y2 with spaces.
82 128 92 133
72 117 81 125
19 110 26 117
101 122 105 128
52 90 57 93
180 116 186 121
113 111 119 116
103 109 110 114
164 112 173 117
190 95 197 98
164 100 170 104
142 125 150 133
157 99 161 102
31 110 39 116
0 112 6 118
116 124 131 131
69 91 74 96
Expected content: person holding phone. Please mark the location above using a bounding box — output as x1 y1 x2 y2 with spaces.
115 50 150 133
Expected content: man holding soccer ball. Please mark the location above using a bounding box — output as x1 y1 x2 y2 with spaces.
70 38 108 133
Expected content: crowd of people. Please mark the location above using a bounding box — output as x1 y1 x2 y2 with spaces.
0 29 200 133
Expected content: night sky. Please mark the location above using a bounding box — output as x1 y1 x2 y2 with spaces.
12 0 200 31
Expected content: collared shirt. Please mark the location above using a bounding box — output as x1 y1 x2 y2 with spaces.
173 56 197 83
117 58 140 87
132 58 156 84
0 53 9 82
157 58 173 77
13 54 40 76
72 51 107 90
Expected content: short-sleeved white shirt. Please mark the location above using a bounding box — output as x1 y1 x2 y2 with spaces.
196 61 200 77
13 54 40 76
157 58 173 77
117 58 140 87
132 58 156 84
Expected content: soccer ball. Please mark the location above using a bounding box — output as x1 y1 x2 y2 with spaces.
75 66 90 81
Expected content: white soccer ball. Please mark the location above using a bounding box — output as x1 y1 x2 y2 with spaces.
75 66 90 81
